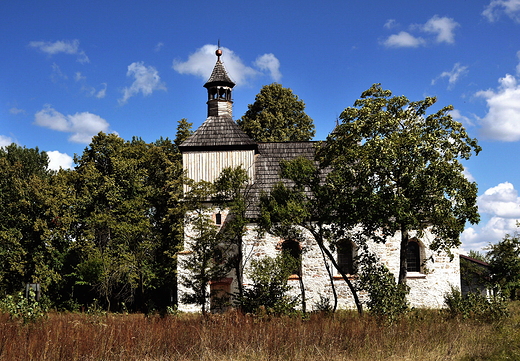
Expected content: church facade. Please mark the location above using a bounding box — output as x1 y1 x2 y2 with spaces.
177 49 461 313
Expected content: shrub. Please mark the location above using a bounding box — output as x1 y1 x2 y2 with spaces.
235 255 299 315
358 262 409 324
0 288 48 323
444 285 510 322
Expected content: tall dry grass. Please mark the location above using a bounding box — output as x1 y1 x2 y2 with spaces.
0 305 518 360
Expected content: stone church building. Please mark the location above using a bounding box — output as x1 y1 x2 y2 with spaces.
177 49 461 312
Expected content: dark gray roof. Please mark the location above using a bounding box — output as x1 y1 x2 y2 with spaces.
246 142 318 217
179 115 257 151
204 60 235 88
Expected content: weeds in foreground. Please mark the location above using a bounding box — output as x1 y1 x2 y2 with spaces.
0 304 519 360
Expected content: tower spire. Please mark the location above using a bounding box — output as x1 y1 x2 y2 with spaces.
204 46 234 117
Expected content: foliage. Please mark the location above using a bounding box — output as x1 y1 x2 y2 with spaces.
0 288 48 323
486 232 520 299
318 83 481 284
444 286 509 322
212 166 253 299
237 83 315 142
180 181 229 315
236 254 299 315
259 156 363 314
0 144 70 296
357 252 409 324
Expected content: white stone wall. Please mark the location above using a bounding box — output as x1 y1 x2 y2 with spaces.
177 216 461 312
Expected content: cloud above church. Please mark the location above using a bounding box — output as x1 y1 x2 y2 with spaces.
29 39 90 64
172 44 282 86
119 62 167 105
382 15 459 48
34 104 112 144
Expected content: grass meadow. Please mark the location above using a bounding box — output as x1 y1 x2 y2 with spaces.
1 303 519 360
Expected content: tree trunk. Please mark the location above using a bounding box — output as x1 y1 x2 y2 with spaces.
398 225 409 285
314 235 363 315
319 244 338 312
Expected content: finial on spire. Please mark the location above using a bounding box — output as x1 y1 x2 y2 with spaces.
216 40 222 60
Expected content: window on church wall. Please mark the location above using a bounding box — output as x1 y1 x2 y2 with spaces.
407 240 421 272
215 212 222 226
337 240 356 275
281 240 302 276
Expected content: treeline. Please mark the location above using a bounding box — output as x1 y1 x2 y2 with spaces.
0 119 193 313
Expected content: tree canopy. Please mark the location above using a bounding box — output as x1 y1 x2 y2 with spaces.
237 83 315 142
318 84 481 284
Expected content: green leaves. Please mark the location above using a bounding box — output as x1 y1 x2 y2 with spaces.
237 83 315 142
319 83 481 283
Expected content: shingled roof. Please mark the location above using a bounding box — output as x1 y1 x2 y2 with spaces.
204 59 235 88
245 142 318 217
179 115 257 151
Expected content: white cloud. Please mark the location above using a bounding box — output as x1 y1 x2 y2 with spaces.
463 167 476 182
155 42 164 52
96 83 107 99
34 104 111 144
75 72 86 82
29 39 89 64
384 19 397 29
516 50 520 75
421 15 459 44
450 109 474 126
119 62 167 105
382 31 426 48
47 150 73 170
476 73 520 141
461 182 520 252
478 182 520 218
432 63 468 89
254 53 282 82
9 107 26 115
0 135 13 147
51 62 67 82
483 0 520 22
173 44 280 86
383 15 459 48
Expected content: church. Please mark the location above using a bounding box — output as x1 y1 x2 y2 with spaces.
177 48 461 313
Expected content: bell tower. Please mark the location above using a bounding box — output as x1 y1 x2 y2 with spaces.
204 48 235 117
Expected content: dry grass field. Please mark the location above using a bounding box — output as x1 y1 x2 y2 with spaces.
0 304 519 360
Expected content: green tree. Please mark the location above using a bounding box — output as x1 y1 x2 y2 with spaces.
237 83 315 142
318 84 481 285
180 180 228 315
486 232 520 299
0 144 70 297
259 156 363 314
212 166 254 300
72 133 156 311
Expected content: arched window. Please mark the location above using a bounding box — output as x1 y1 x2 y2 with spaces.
282 240 301 276
337 241 355 275
407 241 421 272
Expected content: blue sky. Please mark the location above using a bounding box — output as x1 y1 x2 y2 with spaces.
2 0 520 253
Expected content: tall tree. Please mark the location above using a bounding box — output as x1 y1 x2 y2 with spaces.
318 84 481 285
72 133 155 311
0 144 70 296
237 83 315 142
259 156 363 314
212 166 254 299
180 180 228 315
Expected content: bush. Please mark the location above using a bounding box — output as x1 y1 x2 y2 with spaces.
444 285 509 322
358 262 409 324
0 288 48 323
236 255 299 315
